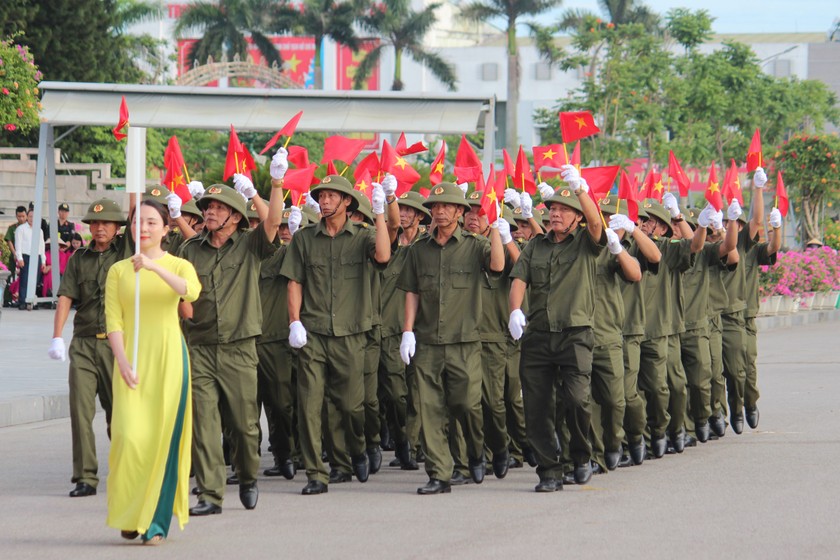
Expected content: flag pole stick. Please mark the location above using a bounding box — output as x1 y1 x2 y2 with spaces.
182 164 191 185
284 136 292 149
234 152 240 175
616 196 620 216
340 165 349 177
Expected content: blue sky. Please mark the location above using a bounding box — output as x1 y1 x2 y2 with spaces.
548 0 836 34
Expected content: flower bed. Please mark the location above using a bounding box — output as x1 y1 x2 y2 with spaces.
759 246 840 314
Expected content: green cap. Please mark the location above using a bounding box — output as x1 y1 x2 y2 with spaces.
423 182 470 211
466 190 483 207
397 191 431 225
641 199 673 235
310 175 358 213
181 199 203 221
544 187 583 213
281 207 308 227
301 204 319 223
197 184 248 229
246 200 259 220
503 211 519 232
81 198 125 225
352 192 375 225
682 206 698 227
145 186 170 205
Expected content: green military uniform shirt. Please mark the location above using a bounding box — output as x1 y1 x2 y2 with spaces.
57 235 128 337
177 226 274 345
683 241 725 331
509 226 604 332
381 232 430 338
258 242 290 343
280 218 380 337
593 245 629 347
707 261 733 317
744 240 776 318
643 238 692 340
397 226 491 344
721 227 756 314
479 248 516 343
621 240 658 337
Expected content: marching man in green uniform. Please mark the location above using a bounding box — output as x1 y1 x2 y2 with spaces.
49 198 127 497
398 182 505 495
508 164 605 492
178 152 286 515
280 174 392 495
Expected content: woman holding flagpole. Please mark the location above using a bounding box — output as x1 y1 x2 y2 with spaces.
104 200 201 545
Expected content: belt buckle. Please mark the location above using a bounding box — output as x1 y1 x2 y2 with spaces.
95 333 107 340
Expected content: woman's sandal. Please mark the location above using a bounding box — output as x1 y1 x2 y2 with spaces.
143 535 165 546
120 530 139 540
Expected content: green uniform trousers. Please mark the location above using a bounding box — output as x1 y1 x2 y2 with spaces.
744 316 761 411
638 336 670 439
257 340 296 463
590 342 626 463
721 311 747 415
505 338 529 461
621 334 647 445
666 334 688 436
709 314 727 419
414 341 483 482
681 327 712 425
520 328 594 477
480 341 512 456
378 333 409 446
298 331 366 484
190 338 260 506
68 336 114 487
406 358 422 458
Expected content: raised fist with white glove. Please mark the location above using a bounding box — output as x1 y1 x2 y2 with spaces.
752 167 767 189
519 192 533 219
537 182 555 202
508 309 527 340
289 320 308 349
493 216 513 244
304 192 320 215
605 228 623 255
371 184 386 215
270 147 289 180
504 188 521 209
697 204 715 228
233 173 257 200
457 182 469 197
400 331 416 365
711 209 724 231
166 192 182 219
288 206 302 235
769 207 782 228
727 199 742 221
560 164 584 193
662 192 680 218
187 180 205 199
381 173 397 198
609 213 635 234
48 337 66 361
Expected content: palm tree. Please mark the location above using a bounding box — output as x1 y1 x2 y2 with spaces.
173 0 284 71
460 0 561 150
113 0 167 83
557 0 659 33
352 0 456 92
271 0 362 90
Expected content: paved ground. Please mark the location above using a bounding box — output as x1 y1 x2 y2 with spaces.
1 311 839 558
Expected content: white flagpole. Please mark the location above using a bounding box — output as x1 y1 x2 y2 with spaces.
125 126 146 376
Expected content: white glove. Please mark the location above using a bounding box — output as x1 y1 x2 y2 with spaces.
166 192 182 219
605 228 623 255
711 209 724 231
697 205 715 228
752 167 767 189
560 164 582 192
508 309 527 340
304 192 321 214
233 173 257 199
609 213 635 234
381 173 397 198
289 320 307 349
769 207 782 228
457 182 468 197
372 184 386 215
537 182 555 202
48 337 66 361
662 192 680 218
504 188 521 208
494 217 513 244
270 147 289 180
519 192 533 219
400 331 416 365
187 180 205 199
288 206 302 235
727 199 742 221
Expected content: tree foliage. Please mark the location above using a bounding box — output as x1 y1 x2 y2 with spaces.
0 38 42 134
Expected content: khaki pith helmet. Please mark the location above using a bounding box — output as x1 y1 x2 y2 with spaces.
423 182 471 211
397 191 431 225
196 184 249 229
544 187 583 213
309 175 359 213
352 192 375 225
246 200 259 220
641 199 673 235
281 207 309 227
145 185 169 205
81 198 125 225
181 199 203 221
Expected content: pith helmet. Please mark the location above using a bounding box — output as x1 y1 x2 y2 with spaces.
145 185 169 205
246 200 259 220
281 207 309 227
682 206 698 228
310 175 358 213
353 192 375 225
397 191 431 225
181 199 203 221
423 182 470 211
197 184 248 229
81 198 125 225
641 199 673 235
544 187 583 213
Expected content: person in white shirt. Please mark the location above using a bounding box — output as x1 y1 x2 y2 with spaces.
14 209 46 310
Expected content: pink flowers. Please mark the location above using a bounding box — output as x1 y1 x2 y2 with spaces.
760 247 840 296
1 88 8 95
4 124 16 131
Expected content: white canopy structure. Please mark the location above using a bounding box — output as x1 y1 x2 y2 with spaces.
27 81 497 304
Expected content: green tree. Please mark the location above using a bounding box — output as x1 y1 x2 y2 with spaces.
352 0 455 92
460 0 561 150
556 0 659 33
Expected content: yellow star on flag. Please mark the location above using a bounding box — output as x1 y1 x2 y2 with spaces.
709 181 720 193
395 157 408 170
653 180 664 194
575 117 587 129
543 148 556 160
434 162 444 174
286 54 301 73
358 179 368 192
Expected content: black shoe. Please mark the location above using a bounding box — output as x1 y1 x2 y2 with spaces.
523 447 538 467
492 450 510 479
669 429 686 454
367 446 382 475
652 436 667 458
684 434 697 447
415 449 426 463
468 456 486 484
590 462 605 475
417 479 450 495
264 459 296 480
450 471 472 486
730 412 744 435
329 469 352 484
352 453 370 483
562 472 576 485
746 407 760 429
191 486 201 496
189 500 222 516
574 462 592 484
400 453 419 471
389 457 402 468
395 441 411 466
239 482 258 510
709 413 727 437
617 454 633 468
509 456 524 469
629 439 646 465
535 478 562 492
301 480 328 495
696 421 710 443
226 472 239 485
605 448 622 471
69 482 96 497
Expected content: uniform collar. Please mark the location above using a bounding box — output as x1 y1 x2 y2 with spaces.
315 216 357 237
427 225 465 245
199 227 242 247
542 226 580 244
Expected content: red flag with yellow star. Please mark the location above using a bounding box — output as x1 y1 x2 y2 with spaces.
223 125 256 180
570 141 581 169
354 152 380 183
668 150 691 197
722 159 744 206
558 111 600 144
641 168 664 202
355 168 373 202
395 132 427 156
705 162 722 211
163 136 192 204
514 145 536 194
746 128 763 172
380 140 420 195
618 170 639 222
260 110 303 155
532 144 564 171
480 164 501 224
113 96 129 141
429 141 446 185
454 135 481 183
582 165 620 206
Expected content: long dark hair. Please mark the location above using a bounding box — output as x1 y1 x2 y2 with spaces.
138 200 170 247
